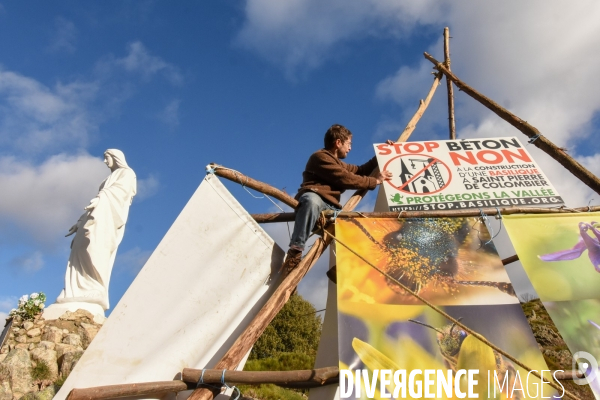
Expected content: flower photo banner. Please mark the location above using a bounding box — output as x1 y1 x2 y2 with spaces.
335 218 562 399
335 218 517 307
505 213 600 397
504 213 600 302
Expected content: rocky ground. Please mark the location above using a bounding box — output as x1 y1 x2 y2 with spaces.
0 309 103 400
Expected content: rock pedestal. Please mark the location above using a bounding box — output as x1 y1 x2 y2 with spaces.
42 303 105 324
0 310 103 400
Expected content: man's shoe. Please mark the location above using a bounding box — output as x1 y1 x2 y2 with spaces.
282 248 302 275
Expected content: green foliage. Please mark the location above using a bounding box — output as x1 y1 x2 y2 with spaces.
53 376 67 391
238 384 306 400
31 360 52 382
249 293 322 360
244 352 315 372
9 292 47 320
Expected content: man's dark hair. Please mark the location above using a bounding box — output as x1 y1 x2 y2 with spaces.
324 124 352 149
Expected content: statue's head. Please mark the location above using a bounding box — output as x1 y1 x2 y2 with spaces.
104 149 129 170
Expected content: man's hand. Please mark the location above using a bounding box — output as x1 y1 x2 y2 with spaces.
66 224 78 237
374 140 395 184
84 197 99 211
376 170 393 185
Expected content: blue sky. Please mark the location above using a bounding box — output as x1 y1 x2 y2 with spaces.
2 1 600 319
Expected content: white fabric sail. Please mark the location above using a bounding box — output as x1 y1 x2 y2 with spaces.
55 174 285 400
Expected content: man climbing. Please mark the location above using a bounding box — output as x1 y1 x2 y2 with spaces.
282 124 393 273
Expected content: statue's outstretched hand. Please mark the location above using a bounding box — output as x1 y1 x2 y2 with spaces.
66 224 78 237
84 197 100 211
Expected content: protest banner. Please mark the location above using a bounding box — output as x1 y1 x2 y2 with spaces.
374 137 563 211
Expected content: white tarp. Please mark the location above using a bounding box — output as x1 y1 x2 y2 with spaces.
308 250 340 400
308 187 389 400
56 174 285 399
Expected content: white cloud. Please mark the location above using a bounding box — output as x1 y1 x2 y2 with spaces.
0 296 16 321
115 247 152 275
0 153 108 246
235 0 600 208
0 44 181 284
0 297 16 312
158 99 181 129
136 174 160 201
115 41 183 85
0 43 180 248
9 251 44 273
47 17 77 53
241 1 600 304
0 68 98 153
236 0 444 79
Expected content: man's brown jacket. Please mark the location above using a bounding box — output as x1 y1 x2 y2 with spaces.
295 149 379 209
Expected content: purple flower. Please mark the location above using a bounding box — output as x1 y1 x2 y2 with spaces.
539 222 600 272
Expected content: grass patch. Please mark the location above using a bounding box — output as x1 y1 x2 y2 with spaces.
244 352 315 372
237 384 306 400
31 360 52 382
53 375 67 391
240 352 315 399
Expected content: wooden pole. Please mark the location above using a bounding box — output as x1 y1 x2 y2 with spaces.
398 72 443 143
443 27 456 139
65 367 584 400
251 205 600 223
502 254 519 265
209 165 298 209
343 71 443 211
554 370 585 380
251 212 296 223
187 73 443 400
67 381 189 400
423 52 600 196
182 367 339 386
67 368 339 400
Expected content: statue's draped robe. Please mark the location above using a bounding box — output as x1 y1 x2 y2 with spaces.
58 167 136 310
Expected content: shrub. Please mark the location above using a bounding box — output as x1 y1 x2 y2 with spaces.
244 352 315 372
9 292 47 320
250 293 322 360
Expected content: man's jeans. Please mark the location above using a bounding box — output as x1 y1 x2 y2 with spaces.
289 192 339 251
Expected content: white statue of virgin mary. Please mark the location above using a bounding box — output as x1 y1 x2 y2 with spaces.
54 149 136 314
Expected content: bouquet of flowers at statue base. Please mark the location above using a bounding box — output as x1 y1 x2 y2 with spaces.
8 292 46 320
